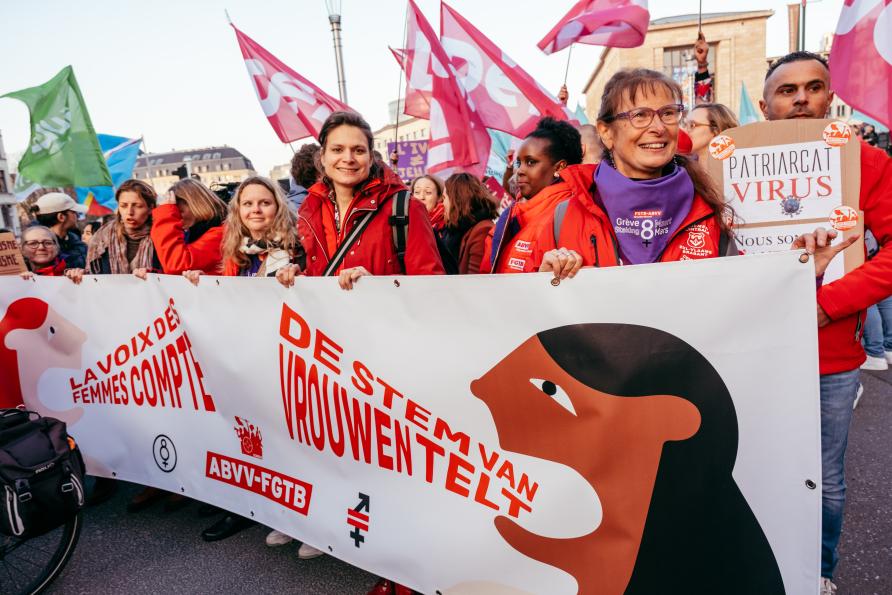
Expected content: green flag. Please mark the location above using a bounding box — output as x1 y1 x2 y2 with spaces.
3 66 112 188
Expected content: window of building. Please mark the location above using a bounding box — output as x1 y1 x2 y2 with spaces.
663 43 717 109
224 163 230 170
0 171 6 193
213 152 221 160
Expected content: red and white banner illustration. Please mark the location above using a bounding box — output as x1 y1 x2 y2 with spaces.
231 23 352 142
403 0 490 177
538 0 650 55
829 0 892 129
1 252 820 594
440 3 571 138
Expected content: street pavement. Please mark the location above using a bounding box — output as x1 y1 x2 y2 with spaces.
46 368 892 595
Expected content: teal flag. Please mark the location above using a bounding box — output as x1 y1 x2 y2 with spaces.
739 82 760 125
2 66 112 188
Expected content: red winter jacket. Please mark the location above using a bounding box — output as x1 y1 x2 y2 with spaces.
817 143 892 374
531 163 725 267
298 168 445 277
151 204 224 274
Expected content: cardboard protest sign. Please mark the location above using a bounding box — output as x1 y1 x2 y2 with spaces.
707 119 863 282
386 140 428 181
0 233 26 275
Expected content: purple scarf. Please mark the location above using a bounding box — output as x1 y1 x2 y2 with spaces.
595 160 695 264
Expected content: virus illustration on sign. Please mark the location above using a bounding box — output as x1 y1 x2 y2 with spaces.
234 416 263 459
781 196 803 218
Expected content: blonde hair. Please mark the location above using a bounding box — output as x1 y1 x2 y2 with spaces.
221 176 298 270
169 178 227 224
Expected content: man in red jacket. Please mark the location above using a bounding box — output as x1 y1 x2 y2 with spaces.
760 51 892 594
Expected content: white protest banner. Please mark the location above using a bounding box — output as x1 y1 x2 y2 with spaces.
0 252 820 594
707 119 864 282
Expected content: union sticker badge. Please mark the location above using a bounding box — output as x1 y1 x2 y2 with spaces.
829 205 858 231
822 121 851 147
708 135 735 160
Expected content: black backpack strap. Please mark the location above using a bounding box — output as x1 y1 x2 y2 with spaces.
323 210 377 277
719 230 739 257
553 199 570 246
389 190 410 274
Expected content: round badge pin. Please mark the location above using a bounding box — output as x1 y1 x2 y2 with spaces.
822 121 851 147
708 135 735 160
828 205 858 231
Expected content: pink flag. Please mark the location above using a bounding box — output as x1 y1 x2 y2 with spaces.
829 0 892 129
231 24 352 143
403 0 490 177
390 46 432 118
538 0 650 55
441 2 571 138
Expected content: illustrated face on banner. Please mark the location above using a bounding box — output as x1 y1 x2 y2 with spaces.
471 323 785 594
1 297 86 424
760 59 833 121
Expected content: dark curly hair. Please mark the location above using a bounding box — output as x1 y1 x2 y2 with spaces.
765 51 828 81
289 143 321 189
525 117 583 166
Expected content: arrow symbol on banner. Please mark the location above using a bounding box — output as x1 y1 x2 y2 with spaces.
347 492 370 548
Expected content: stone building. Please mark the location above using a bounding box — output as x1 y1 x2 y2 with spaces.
0 131 19 234
372 99 430 156
583 11 773 121
133 146 256 194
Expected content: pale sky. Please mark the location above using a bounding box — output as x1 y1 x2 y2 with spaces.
0 0 843 177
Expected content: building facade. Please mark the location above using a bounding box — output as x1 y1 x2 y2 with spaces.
133 146 256 194
583 11 773 122
372 99 430 156
0 131 19 234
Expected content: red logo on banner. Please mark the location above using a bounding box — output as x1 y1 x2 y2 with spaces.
205 451 312 515
234 416 263 459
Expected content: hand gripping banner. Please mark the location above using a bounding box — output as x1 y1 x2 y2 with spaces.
0 252 820 594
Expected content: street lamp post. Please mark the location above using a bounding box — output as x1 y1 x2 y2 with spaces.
325 0 348 104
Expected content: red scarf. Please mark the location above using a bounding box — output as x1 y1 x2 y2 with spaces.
33 259 67 276
428 202 445 231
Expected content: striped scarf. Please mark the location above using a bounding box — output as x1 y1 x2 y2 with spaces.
87 220 155 274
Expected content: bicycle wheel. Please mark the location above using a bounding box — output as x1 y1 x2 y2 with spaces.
0 512 82 595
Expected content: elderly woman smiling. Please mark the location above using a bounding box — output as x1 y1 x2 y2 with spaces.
532 68 738 277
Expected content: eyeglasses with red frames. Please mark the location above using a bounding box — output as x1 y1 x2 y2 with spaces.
602 104 686 129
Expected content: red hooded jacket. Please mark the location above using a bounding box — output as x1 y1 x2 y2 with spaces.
531 163 725 267
151 204 224 274
298 167 444 277
817 143 892 374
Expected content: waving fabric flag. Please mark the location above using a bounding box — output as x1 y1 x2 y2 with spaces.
2 66 112 191
404 0 489 177
440 3 570 138
390 46 432 117
76 135 143 215
829 0 892 130
738 82 760 125
538 0 650 55
231 24 352 142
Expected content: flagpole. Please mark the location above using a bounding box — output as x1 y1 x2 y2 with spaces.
563 45 574 85
140 136 155 188
698 0 702 33
392 1 410 168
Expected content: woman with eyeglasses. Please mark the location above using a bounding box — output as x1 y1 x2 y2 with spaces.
532 68 738 278
19 225 65 277
683 103 739 164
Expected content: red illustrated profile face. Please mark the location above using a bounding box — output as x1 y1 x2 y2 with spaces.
471 334 700 595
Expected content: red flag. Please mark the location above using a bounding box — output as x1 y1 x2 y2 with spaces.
829 0 892 130
231 24 352 142
538 0 650 55
441 3 571 138
403 0 490 177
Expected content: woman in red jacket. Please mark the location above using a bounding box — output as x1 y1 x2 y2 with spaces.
482 117 584 274
275 111 441 595
439 173 498 274
276 111 443 291
150 178 227 275
534 68 736 278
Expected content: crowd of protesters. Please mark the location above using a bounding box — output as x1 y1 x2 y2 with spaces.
9 48 892 595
